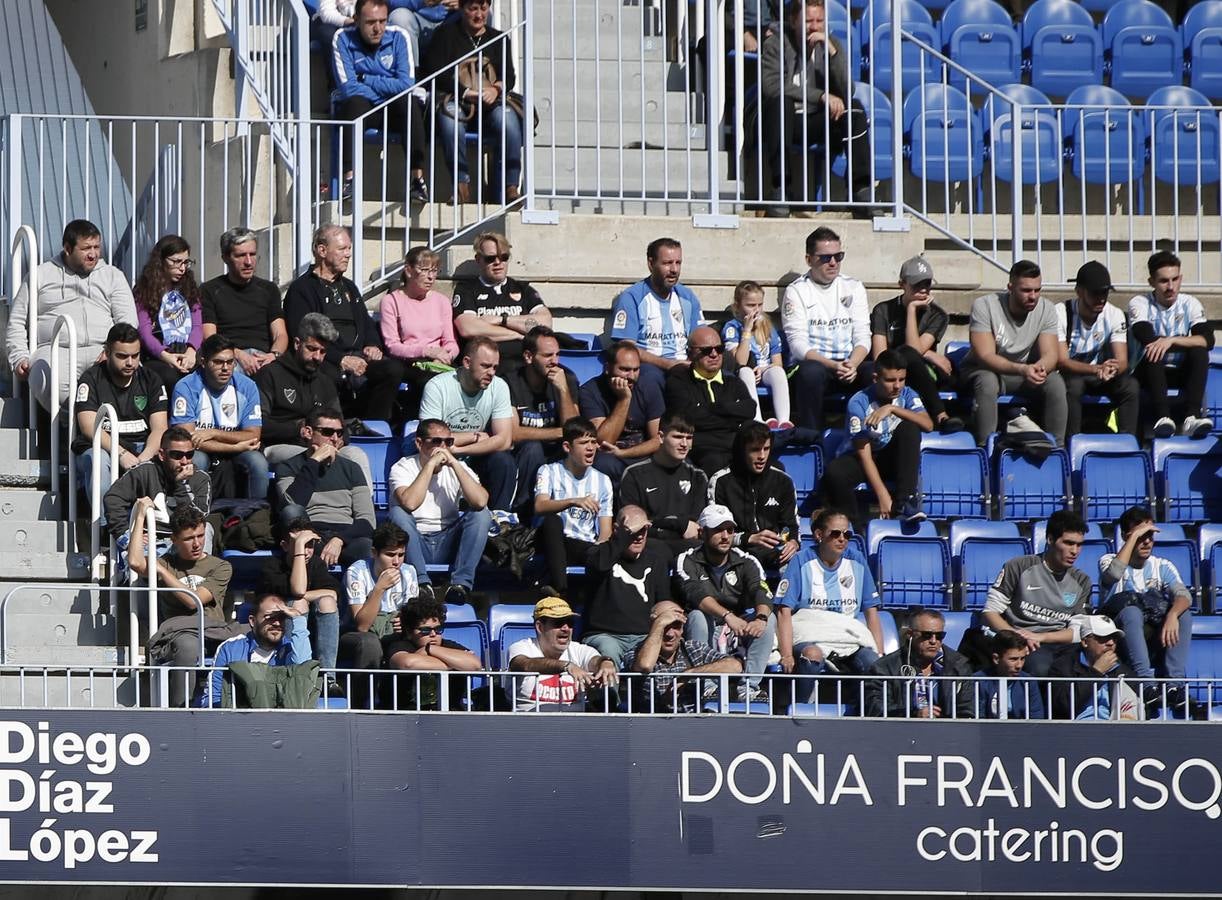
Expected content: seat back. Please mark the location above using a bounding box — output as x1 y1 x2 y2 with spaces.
1104 0 1182 98
445 602 478 621
1185 617 1222 704
866 517 939 558
1070 434 1150 522
959 537 1030 609
942 0 1022 89
496 622 539 671
1022 0 1104 97
995 446 1071 521
876 536 952 608
359 438 395 507
443 621 491 667
1146 85 1222 186
1183 1 1222 98
941 610 975 653
488 604 538 648
558 353 604 385
778 446 823 505
1159 445 1222 523
949 519 1021 557
920 442 990 519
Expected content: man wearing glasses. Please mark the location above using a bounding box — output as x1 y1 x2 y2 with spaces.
781 227 873 435
663 326 757 475
387 418 492 605
452 232 553 372
201 592 313 708
864 607 974 719
506 597 618 712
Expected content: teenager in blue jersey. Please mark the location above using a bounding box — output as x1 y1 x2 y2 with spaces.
169 333 267 499
774 508 885 678
607 237 704 395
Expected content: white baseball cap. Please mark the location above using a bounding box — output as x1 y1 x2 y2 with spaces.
697 504 736 529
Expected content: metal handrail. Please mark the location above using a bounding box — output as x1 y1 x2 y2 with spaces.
47 314 78 538
7 225 38 437
88 402 121 584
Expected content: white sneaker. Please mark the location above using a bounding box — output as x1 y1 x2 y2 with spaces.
1153 416 1176 439
1182 416 1214 440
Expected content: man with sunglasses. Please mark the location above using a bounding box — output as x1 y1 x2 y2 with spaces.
201 592 313 708
663 326 757 475
506 597 618 712
864 607 974 719
782 227 873 435
385 597 483 710
451 232 553 372
103 426 213 549
388 418 492 604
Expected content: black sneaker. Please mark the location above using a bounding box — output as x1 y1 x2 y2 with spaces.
325 680 347 699
938 416 966 435
410 175 429 204
444 583 470 605
417 583 436 602
892 494 926 523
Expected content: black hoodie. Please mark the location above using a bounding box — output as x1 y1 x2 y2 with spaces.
707 429 799 548
619 454 708 544
255 351 343 446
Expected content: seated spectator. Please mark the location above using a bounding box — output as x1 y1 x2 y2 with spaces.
675 504 775 701
821 349 932 529
313 0 355 46
864 608 973 719
200 226 288 376
981 509 1092 677
775 508 884 681
534 417 613 594
170 334 267 499
973 629 1045 720
130 505 237 706
629 600 743 712
619 413 706 557
388 0 456 68
257 313 373 487
452 232 553 370
273 407 376 566
388 418 492 604
256 517 342 684
709 421 800 571
330 0 428 203
379 246 459 411
578 340 664 479
723 280 791 429
132 234 204 390
283 225 405 425
6 218 137 412
339 522 421 703
505 597 618 712
583 504 673 666
420 0 524 203
960 260 1067 446
201 592 312 708
1129 250 1215 439
870 256 963 434
1057 261 1138 438
607 237 704 395
506 326 580 503
1100 506 1196 713
782 228 874 434
1049 615 1139 721
385 597 482 710
665 326 758 475
74 323 168 501
104 427 213 553
418 336 515 515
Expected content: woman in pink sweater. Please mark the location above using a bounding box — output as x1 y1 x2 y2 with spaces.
380 246 460 410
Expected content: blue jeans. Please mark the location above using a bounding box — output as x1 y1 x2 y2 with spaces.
389 506 491 589
77 441 144 505
388 7 445 70
467 451 516 512
435 99 524 195
1117 605 1193 679
192 449 269 499
582 632 645 669
793 643 880 676
685 610 777 687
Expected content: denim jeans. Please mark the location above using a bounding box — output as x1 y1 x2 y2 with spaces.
192 448 269 499
77 441 145 506
1117 604 1193 679
435 99 524 194
685 610 777 687
582 632 645 670
388 7 444 70
389 506 491 589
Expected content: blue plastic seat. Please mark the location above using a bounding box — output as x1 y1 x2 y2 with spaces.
859 609 900 654
558 353 603 384
1022 0 1105 98
861 0 940 94
832 82 894 184
1069 433 1153 522
903 83 986 184
1062 85 1148 211
1200 523 1222 611
941 610 975 652
358 437 396 507
445 602 478 621
875 535 952 608
989 434 1071 521
1183 1 1222 100
958 534 1029 610
221 548 275 591
866 517 939 559
941 0 1021 91
495 622 539 671
348 419 392 440
1102 0 1182 98
825 0 856 50
1205 365 1222 425
919 431 989 518
949 519 1021 557
777 446 823 506
1152 436 1222 522
982 83 1061 185
1185 616 1222 703
488 603 537 648
1146 85 1222 188
443 620 491 667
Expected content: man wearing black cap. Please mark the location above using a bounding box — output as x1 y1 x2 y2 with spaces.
1055 261 1139 438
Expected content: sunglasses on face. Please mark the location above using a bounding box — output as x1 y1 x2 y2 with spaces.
815 252 846 264
545 617 575 629
165 449 193 460
693 344 724 358
480 253 510 264
315 426 344 437
415 625 445 636
258 613 287 624
913 630 946 642
823 528 853 540
421 436 456 447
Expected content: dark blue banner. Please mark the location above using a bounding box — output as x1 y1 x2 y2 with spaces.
0 712 1216 893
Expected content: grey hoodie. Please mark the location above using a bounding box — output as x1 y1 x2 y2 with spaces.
6 254 137 368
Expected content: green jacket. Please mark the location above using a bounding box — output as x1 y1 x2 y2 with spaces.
222 660 322 709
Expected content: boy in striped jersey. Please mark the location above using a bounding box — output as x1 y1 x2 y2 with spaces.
534 417 614 593
1129 250 1214 439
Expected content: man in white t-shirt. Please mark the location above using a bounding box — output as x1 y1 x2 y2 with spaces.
1129 250 1215 439
388 418 491 606
418 335 517 513
1055 261 1139 438
782 227 873 435
505 597 618 711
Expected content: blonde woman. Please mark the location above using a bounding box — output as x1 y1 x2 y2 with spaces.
721 281 792 429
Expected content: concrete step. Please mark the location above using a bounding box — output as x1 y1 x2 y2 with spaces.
0 427 40 460
0 488 61 521
0 584 117 667
0 670 136 708
0 548 89 581
530 5 665 59
533 147 736 195
0 519 74 553
535 117 707 150
537 83 701 126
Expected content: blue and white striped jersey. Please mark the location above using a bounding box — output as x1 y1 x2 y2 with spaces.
1055 301 1128 364
609 279 704 362
1128 291 1206 339
535 461 614 543
774 546 881 617
1099 552 1188 602
170 369 262 430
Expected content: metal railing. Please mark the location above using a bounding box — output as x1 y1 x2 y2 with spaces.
7 226 38 438
88 403 121 585
47 314 77 541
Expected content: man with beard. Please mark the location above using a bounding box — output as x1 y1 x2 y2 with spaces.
200 592 313 707
579 340 664 479
629 600 742 712
505 597 618 712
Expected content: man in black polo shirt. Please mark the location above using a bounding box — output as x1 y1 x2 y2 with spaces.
75 323 169 502
503 326 579 509
452 231 553 372
200 226 288 376
282 225 404 424
578 340 665 479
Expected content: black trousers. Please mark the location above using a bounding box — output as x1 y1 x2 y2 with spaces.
1135 345 1209 421
890 345 953 421
324 355 407 423
791 359 874 432
1064 371 1140 437
537 514 596 592
821 418 921 530
336 95 427 171
761 98 872 201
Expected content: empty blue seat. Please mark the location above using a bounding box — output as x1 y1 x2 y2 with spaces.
958 535 1029 609
446 602 478 621
1152 436 1222 522
559 353 603 384
1183 1 1222 100
488 602 537 648
1200 523 1222 611
1069 433 1152 522
990 437 1071 521
1062 84 1148 211
778 446 823 505
1185 616 1222 703
358 437 396 507
903 83 986 183
1103 0 1182 98
866 517 939 559
919 431 989 518
1205 365 1222 424
221 548 275 590
861 0 940 94
875 535 952 608
983 83 1061 185
949 519 1021 557
1146 85 1222 187
1022 0 1104 98
859 609 900 654
940 0 1021 91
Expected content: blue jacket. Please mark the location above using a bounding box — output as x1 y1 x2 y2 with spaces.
972 670 1046 720
200 616 312 707
331 25 414 105
607 279 704 362
396 0 453 25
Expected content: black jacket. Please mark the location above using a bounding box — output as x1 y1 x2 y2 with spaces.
1049 650 1138 720
282 268 379 363
664 368 757 472
674 545 772 616
103 459 212 541
584 527 673 636
619 456 708 545
255 352 343 446
419 20 516 92
708 429 799 547
864 646 976 719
